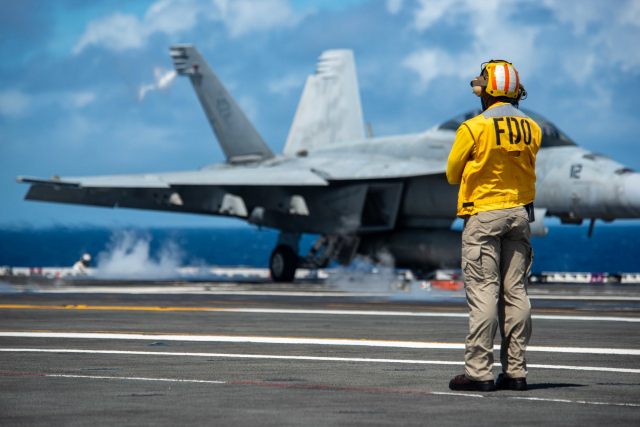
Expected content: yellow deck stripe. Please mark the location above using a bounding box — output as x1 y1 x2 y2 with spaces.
0 304 638 318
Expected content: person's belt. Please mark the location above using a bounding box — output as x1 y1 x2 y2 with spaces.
462 201 535 222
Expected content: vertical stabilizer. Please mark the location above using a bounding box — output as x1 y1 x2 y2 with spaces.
283 50 365 155
170 45 274 162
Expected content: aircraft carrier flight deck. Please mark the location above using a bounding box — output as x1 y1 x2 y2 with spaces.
1 272 639 426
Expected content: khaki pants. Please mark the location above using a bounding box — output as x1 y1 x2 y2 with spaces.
462 206 533 381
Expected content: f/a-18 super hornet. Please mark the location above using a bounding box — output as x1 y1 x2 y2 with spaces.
17 45 640 281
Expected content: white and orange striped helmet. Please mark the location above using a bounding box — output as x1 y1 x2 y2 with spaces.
471 60 526 101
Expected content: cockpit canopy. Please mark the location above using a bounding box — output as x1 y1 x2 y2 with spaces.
438 108 576 148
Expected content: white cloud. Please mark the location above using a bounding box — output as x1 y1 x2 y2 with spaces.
72 92 97 108
403 0 538 91
221 0 303 37
619 0 640 27
542 0 640 73
238 95 258 122
268 74 304 95
402 49 470 90
412 0 458 31
54 113 102 146
73 0 304 55
402 0 640 93
541 0 610 35
73 12 147 54
387 0 404 15
0 90 31 117
0 89 98 118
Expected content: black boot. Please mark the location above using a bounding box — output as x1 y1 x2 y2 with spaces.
449 374 495 392
495 373 527 391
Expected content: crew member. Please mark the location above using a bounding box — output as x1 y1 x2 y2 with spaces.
446 60 541 392
72 253 92 276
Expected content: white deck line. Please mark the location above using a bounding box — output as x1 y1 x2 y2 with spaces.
2 304 639 322
529 295 640 301
0 305 640 323
204 308 640 323
2 348 640 374
10 286 640 301
1 332 639 355
23 287 391 297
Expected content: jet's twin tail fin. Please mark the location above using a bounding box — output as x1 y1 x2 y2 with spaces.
284 50 366 155
170 45 274 163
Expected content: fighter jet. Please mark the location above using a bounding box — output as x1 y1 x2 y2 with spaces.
16 45 640 281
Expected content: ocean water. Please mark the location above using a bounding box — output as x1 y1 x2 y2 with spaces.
0 225 639 273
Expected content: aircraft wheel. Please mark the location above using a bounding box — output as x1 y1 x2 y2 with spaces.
270 245 297 282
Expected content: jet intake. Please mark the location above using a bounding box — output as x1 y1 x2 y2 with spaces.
359 183 403 231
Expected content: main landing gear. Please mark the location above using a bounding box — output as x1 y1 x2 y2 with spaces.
268 232 360 283
269 245 298 282
269 233 301 282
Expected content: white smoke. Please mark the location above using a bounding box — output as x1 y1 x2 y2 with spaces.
94 231 183 279
324 249 465 301
138 67 178 101
326 249 399 294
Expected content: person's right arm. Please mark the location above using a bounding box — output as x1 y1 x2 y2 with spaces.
446 124 475 185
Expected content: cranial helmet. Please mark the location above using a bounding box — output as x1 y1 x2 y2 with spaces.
470 60 527 103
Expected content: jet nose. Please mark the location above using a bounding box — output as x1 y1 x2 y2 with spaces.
622 172 640 215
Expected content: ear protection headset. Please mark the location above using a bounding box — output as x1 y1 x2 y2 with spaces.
470 59 527 103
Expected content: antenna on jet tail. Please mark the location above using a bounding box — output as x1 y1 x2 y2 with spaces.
170 45 274 163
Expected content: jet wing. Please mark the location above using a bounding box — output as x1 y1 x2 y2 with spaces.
17 156 445 234
16 166 329 219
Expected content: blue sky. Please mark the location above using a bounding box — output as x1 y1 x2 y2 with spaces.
1 0 639 228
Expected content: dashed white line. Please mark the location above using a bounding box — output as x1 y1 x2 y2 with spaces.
3 371 639 407
1 348 640 374
1 332 639 355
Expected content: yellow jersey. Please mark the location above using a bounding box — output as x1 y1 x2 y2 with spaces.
446 102 542 217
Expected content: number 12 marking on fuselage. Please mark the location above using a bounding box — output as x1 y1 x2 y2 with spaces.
570 164 582 179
